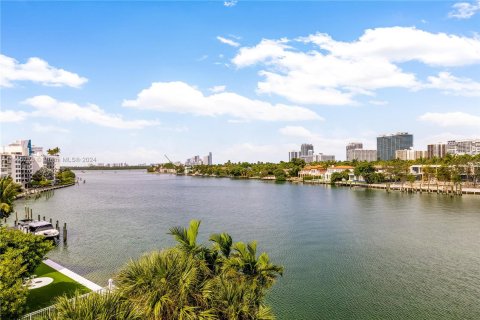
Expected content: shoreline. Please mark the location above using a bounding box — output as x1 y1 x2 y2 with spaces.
15 183 76 200
153 172 480 196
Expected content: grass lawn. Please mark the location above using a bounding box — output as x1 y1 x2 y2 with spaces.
25 262 90 312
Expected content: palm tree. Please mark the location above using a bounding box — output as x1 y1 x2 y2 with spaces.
228 241 283 289
211 275 275 320
115 248 216 320
168 220 203 255
0 177 22 219
209 233 233 258
46 291 139 320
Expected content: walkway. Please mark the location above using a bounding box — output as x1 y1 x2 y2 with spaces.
43 259 103 291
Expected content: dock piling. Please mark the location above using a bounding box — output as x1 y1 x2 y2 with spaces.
63 223 68 244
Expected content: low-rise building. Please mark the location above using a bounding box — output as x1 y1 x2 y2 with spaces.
325 165 355 181
298 165 326 178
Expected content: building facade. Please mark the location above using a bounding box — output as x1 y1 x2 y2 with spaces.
186 152 213 166
446 139 480 155
346 142 363 159
300 144 314 157
427 143 446 159
395 149 427 161
288 151 299 161
347 149 377 162
0 140 60 187
377 132 413 161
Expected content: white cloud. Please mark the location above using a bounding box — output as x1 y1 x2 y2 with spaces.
217 36 240 47
418 112 480 126
300 27 480 67
424 72 480 96
23 95 159 129
449 0 480 19
209 85 226 93
232 27 480 105
0 54 87 88
0 110 29 123
122 81 322 122
223 0 237 7
279 126 316 139
32 123 70 133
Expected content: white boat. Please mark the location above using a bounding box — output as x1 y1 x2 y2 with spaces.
17 220 60 240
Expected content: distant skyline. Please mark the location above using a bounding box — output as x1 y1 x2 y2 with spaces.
1 1 479 164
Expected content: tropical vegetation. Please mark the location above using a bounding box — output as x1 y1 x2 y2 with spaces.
45 220 283 320
0 228 53 319
148 154 480 186
0 176 22 219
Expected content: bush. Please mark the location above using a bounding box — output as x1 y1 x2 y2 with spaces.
0 228 53 318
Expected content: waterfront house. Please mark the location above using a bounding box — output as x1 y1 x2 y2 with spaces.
325 165 355 182
298 165 326 179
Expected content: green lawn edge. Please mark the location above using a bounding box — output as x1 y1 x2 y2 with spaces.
25 262 91 312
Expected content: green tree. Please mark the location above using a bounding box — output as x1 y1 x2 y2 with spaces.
47 147 60 155
353 162 375 178
47 291 140 320
273 169 286 182
0 177 22 219
56 168 76 185
49 220 283 320
0 228 53 319
32 167 55 182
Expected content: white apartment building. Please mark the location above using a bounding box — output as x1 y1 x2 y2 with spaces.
0 140 60 187
446 139 480 155
395 149 427 161
347 149 377 162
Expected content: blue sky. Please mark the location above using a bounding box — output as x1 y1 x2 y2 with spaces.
1 1 479 164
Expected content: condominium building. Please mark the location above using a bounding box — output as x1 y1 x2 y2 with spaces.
427 143 446 159
288 151 299 161
446 139 480 155
347 149 378 162
202 152 213 165
0 139 59 187
315 154 335 162
186 152 213 166
377 132 413 161
395 149 427 161
346 142 363 159
300 144 314 157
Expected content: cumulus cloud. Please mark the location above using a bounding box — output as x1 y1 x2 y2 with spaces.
232 27 480 105
424 72 480 96
23 95 158 129
0 110 29 123
279 126 316 139
122 81 322 122
418 112 480 126
209 85 226 93
449 0 480 19
217 36 240 47
0 54 87 88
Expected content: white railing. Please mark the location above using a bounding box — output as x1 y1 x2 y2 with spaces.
20 288 107 320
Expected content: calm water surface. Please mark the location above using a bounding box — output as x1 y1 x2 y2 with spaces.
14 170 480 319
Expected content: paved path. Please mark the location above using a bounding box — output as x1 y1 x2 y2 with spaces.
43 259 103 291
